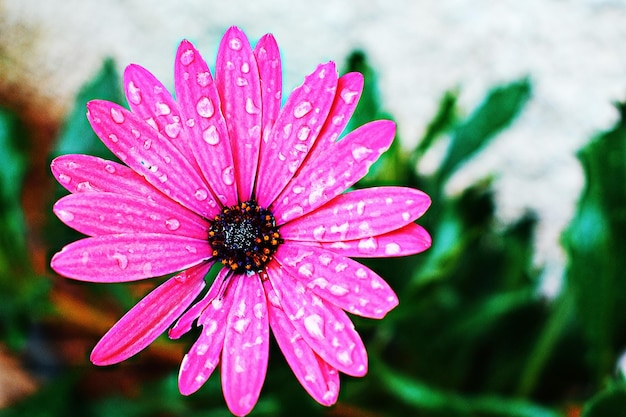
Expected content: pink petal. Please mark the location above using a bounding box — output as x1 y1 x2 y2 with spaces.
253 34 282 133
265 263 368 377
178 268 235 395
170 267 230 340
302 223 432 258
306 72 364 158
53 191 208 239
222 272 269 417
256 62 338 208
90 263 209 365
272 120 396 224
215 26 262 202
174 40 238 207
281 186 431 242
86 100 220 219
123 64 194 161
275 243 398 319
51 155 174 208
51 233 210 282
263 278 339 406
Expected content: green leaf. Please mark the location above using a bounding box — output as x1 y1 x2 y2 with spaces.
582 385 626 417
415 88 459 160
51 58 123 160
562 102 626 380
437 77 531 183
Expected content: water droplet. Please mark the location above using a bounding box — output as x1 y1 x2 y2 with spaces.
303 314 325 340
236 77 249 86
185 245 197 254
110 107 125 123
313 225 326 240
145 117 158 130
281 204 303 222
385 243 401 255
357 200 365 215
336 350 353 366
155 102 171 116
332 115 344 125
127 81 142 104
298 263 315 278
143 262 152 275
196 97 214 118
58 174 71 184
197 343 209 355
104 164 116 174
196 71 212 87
241 62 250 73
293 101 313 118
282 123 293 139
76 181 95 192
351 145 373 161
185 118 196 127
180 49 195 65
294 143 308 153
233 318 251 334
245 98 260 115
194 189 208 201
158 173 168 183
229 37 242 50
402 212 411 221
202 125 219 144
329 285 349 296
357 237 378 253
57 209 74 222
165 218 180 231
340 89 359 104
131 129 141 139
112 253 129 270
165 122 181 138
143 139 152 150
222 166 235 185
297 126 311 141
355 268 368 279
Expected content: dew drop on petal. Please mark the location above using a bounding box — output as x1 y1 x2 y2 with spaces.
104 164 116 174
233 318 251 334
357 237 378 253
229 37 242 50
332 115 344 125
297 126 311 141
196 71 212 87
143 139 152 150
194 189 208 201
337 350 354 366
293 101 313 118
180 49 195 65
340 89 359 104
56 209 74 222
329 285 349 296
298 263 315 278
110 107 125 123
112 253 129 270
165 122 181 138
385 242 401 255
245 98 261 115
197 343 209 355
202 125 219 145
236 77 249 87
351 145 373 161
143 262 152 275
165 218 181 231
58 174 72 184
127 81 142 104
241 62 250 73
196 97 215 118
222 166 235 185
303 314 325 340
155 102 171 116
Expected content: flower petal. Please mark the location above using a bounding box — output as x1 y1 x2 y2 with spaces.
222 272 269 417
275 243 398 319
263 278 339 406
51 155 173 207
266 262 368 377
178 268 234 396
124 64 194 161
302 223 432 258
254 33 282 133
281 186 430 242
86 100 220 219
306 72 364 157
215 26 262 202
51 233 210 282
54 191 208 239
272 120 396 224
256 62 338 207
90 263 209 365
175 40 238 207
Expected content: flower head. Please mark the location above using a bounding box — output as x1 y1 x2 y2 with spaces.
50 26 431 416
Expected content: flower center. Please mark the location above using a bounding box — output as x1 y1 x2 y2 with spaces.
208 201 282 274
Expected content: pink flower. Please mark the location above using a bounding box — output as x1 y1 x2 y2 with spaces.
50 26 431 416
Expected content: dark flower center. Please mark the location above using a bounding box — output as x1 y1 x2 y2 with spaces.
208 201 282 274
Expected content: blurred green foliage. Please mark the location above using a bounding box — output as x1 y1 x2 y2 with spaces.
2 50 626 416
